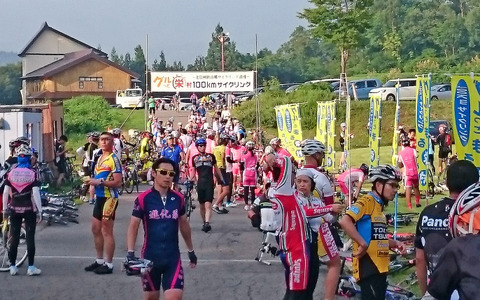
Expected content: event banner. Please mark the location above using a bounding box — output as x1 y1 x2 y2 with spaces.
415 76 431 191
150 71 255 92
316 102 328 145
369 94 382 168
275 104 303 160
392 83 401 165
326 101 336 171
451 75 480 170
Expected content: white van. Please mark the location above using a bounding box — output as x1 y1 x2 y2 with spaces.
368 78 417 101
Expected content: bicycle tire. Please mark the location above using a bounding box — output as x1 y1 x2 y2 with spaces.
185 194 192 222
132 171 139 193
125 171 134 194
0 226 27 271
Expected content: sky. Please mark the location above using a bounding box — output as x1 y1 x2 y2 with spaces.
0 0 311 65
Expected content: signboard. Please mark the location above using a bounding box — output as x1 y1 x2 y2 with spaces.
150 71 255 92
369 94 382 168
415 76 431 191
275 104 303 160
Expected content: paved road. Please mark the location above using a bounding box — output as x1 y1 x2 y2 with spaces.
0 186 334 300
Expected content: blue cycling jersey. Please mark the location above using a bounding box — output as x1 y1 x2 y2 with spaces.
161 145 182 164
132 188 185 263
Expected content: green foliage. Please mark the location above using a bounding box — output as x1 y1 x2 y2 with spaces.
0 62 21 104
64 96 120 134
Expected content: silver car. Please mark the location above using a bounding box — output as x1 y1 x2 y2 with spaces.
431 84 451 101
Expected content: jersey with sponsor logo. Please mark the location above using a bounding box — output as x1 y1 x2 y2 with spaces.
192 153 217 185
337 168 365 188
345 192 389 281
5 166 40 213
132 188 185 263
414 197 454 276
93 151 122 198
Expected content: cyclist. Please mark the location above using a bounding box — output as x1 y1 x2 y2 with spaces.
230 136 243 197
85 132 122 275
54 134 68 188
160 134 184 189
337 163 369 203
398 139 421 209
190 138 225 232
240 141 258 210
2 144 42 276
212 133 230 214
224 135 238 208
415 160 478 298
435 124 452 175
300 139 342 300
339 123 346 170
139 132 153 160
112 128 130 161
126 158 197 300
269 138 292 159
426 181 480 300
339 165 406 300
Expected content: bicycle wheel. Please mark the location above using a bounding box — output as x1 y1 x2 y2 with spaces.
185 194 192 222
131 170 139 193
125 171 134 194
0 225 27 271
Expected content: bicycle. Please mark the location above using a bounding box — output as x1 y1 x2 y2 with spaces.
180 180 195 221
0 218 28 271
38 161 55 186
119 161 135 195
437 154 457 189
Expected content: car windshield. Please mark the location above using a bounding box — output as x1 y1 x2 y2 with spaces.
383 80 398 87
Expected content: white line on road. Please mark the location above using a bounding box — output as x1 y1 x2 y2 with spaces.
36 255 281 264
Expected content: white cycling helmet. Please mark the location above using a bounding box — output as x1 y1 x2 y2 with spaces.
368 164 402 183
246 141 255 150
264 146 274 155
112 128 121 136
269 138 281 146
15 144 33 156
172 131 180 138
301 139 326 156
449 182 480 238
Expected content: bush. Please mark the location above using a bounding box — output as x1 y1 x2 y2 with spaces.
64 95 122 135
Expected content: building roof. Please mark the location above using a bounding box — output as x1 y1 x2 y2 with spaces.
18 22 107 57
26 91 117 101
22 49 139 80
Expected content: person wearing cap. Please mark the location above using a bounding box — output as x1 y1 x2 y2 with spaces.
433 123 452 175
398 138 421 209
269 138 292 159
220 105 231 121
339 123 347 170
160 134 184 189
177 122 183 132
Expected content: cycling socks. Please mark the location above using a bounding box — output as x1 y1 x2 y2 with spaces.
96 258 104 265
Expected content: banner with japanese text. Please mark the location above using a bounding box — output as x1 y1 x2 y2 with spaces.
369 94 382 168
415 76 431 191
316 102 327 145
275 104 303 160
150 71 255 92
451 75 480 171
325 101 336 171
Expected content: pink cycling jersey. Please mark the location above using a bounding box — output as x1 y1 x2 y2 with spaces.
398 147 418 178
241 151 258 186
276 147 292 158
231 145 244 175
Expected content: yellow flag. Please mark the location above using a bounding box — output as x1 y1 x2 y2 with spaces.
415 76 431 191
275 104 303 160
325 101 336 171
369 94 382 168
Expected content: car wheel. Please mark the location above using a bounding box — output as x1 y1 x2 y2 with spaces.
386 94 395 101
431 96 438 101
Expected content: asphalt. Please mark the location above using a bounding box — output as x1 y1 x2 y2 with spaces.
0 184 336 300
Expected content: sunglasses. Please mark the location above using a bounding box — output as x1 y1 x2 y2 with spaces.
156 168 176 177
385 182 400 189
197 144 206 147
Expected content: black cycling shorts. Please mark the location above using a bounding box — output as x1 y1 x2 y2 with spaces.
93 197 118 221
142 257 183 292
439 149 450 159
219 169 229 186
196 183 214 204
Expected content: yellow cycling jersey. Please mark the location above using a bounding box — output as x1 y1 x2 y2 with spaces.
345 192 389 281
139 138 150 159
213 144 226 169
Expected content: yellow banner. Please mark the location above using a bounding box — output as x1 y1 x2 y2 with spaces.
451 75 480 169
316 102 328 144
415 76 431 191
275 104 303 160
369 94 382 168
325 101 336 171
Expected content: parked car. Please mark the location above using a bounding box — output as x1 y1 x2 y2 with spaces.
179 98 193 110
368 78 417 101
285 84 300 93
431 84 451 101
429 120 454 144
306 78 340 85
334 78 382 100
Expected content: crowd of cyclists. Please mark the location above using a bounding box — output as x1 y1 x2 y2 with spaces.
1 99 478 300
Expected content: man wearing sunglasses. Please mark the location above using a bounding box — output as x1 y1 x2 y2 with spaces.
339 164 406 300
191 138 225 232
127 157 196 300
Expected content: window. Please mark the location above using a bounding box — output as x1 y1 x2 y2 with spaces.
78 77 103 89
354 81 365 89
98 81 103 89
367 80 378 88
79 81 84 89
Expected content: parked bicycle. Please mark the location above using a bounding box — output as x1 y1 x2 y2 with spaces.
0 218 27 271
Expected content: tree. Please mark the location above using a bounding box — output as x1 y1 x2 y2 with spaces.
300 0 373 77
123 52 132 70
187 56 207 71
204 24 242 71
152 51 168 71
110 47 121 65
131 45 146 84
0 62 22 104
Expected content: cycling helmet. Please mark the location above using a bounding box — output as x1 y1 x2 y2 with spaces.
360 163 369 176
165 134 174 140
439 123 447 130
219 132 229 141
91 132 100 138
368 164 402 182
9 139 19 148
246 141 255 150
15 144 33 156
264 146 274 155
123 258 153 276
269 138 281 146
449 182 480 238
112 128 121 136
301 139 326 156
86 132 93 138
172 131 180 138
168 117 174 123
230 135 237 142
15 136 30 145
195 138 206 146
